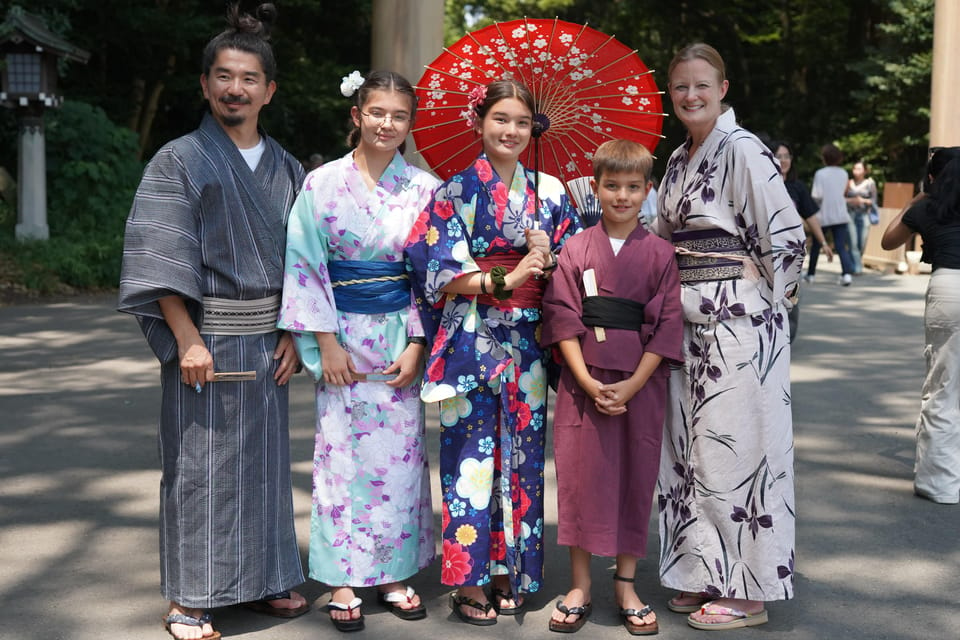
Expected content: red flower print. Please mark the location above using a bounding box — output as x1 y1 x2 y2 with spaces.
431 326 448 356
490 361 510 380
442 539 473 584
511 480 531 533
506 381 520 412
492 183 509 227
442 501 451 534
405 210 429 244
435 199 456 220
427 356 446 382
516 402 532 432
476 159 493 182
489 531 507 561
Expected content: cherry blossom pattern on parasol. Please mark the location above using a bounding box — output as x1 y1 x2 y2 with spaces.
413 17 665 187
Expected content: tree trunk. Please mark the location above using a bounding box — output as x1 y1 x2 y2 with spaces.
136 53 177 161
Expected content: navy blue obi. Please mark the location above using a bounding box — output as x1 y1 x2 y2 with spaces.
328 260 410 314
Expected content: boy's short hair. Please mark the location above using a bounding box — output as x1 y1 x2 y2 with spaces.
592 140 654 182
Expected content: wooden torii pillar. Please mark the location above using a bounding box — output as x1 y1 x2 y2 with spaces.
370 0 444 171
930 0 960 149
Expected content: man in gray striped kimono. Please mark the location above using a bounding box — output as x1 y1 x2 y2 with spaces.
119 5 308 639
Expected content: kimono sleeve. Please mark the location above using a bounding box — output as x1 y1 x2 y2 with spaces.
728 139 806 307
277 179 338 380
639 240 683 364
540 240 586 347
405 186 479 306
118 145 204 363
539 173 582 251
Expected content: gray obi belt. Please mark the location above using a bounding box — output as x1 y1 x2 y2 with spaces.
582 296 645 331
672 228 748 283
328 260 410 314
200 294 281 335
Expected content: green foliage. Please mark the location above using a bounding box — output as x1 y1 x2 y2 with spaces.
449 0 934 188
835 0 933 184
44 101 141 236
2 234 121 292
0 0 939 294
0 100 140 291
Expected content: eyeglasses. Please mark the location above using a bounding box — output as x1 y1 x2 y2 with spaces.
360 110 410 125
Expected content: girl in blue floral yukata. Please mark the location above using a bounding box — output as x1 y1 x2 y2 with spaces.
405 79 581 625
279 70 438 633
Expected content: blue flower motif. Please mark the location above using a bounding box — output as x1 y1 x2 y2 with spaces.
478 436 495 455
472 236 489 253
457 374 479 394
442 473 453 487
449 498 467 518
427 258 440 272
530 413 544 431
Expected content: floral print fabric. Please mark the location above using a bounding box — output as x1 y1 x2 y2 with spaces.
652 109 804 602
278 151 438 586
405 155 580 594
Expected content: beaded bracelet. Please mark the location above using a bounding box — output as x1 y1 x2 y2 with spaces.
541 251 558 272
489 265 511 300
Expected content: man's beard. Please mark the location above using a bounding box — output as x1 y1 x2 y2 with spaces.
219 96 250 127
221 113 246 127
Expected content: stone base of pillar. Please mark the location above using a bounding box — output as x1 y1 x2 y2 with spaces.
16 221 49 241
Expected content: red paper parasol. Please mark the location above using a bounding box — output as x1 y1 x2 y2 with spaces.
413 17 665 185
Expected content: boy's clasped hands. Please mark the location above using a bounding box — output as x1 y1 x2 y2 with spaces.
581 376 646 416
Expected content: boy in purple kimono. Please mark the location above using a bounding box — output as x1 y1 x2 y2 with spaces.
541 140 683 635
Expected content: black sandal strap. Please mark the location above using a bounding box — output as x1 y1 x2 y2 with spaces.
491 587 515 600
556 601 590 616
612 574 635 583
621 605 654 618
453 594 493 614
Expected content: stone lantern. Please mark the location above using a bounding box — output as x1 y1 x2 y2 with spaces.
0 6 89 241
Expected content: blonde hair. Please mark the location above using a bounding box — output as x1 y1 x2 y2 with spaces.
668 42 726 86
592 139 653 182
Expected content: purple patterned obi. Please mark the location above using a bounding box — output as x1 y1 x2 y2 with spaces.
672 229 748 284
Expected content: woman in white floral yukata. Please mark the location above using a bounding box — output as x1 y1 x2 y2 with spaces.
652 43 805 631
278 70 437 633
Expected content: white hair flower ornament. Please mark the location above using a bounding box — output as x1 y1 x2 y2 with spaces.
340 70 365 97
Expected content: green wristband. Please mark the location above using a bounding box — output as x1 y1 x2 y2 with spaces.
489 265 511 300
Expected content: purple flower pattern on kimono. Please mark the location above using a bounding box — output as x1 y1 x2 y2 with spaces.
278 150 438 587
654 109 804 602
